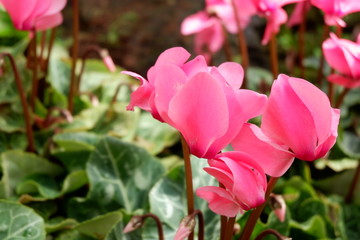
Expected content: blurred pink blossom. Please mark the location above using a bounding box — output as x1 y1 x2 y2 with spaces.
251 0 305 45
311 0 360 27
196 151 267 217
123 47 267 158
287 1 312 27
0 0 67 31
323 33 360 88
270 194 286 222
233 74 339 176
181 0 256 60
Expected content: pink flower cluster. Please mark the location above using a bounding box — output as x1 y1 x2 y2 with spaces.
124 47 340 217
0 0 67 31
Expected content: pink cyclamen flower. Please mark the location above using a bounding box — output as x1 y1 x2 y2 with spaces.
311 0 360 27
252 0 305 45
233 75 340 176
287 1 312 27
181 11 224 62
196 151 267 217
323 33 360 88
123 47 267 158
181 0 255 61
0 0 67 31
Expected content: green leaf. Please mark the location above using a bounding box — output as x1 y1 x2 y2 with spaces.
87 137 165 212
0 150 63 197
53 132 100 151
48 45 71 96
68 137 165 221
0 200 46 240
46 217 78 234
134 112 179 155
337 130 360 158
75 211 123 239
15 170 88 200
289 215 327 239
141 156 220 240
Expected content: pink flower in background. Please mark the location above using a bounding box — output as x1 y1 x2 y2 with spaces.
181 0 255 60
233 75 339 176
287 1 312 27
311 0 360 27
123 47 267 158
323 33 360 88
0 0 67 31
196 152 267 217
251 0 305 45
181 11 224 62
269 194 287 222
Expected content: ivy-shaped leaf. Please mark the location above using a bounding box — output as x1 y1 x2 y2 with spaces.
0 200 46 240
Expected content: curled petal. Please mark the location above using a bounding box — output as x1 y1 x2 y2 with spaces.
196 186 241 217
155 47 191 67
217 62 244 89
235 89 268 121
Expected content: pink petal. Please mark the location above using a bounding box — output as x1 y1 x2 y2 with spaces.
181 55 208 78
314 108 340 159
220 152 266 210
35 13 63 30
153 63 187 124
288 75 333 145
235 89 268 121
1 0 38 30
154 47 191 67
204 167 234 190
231 123 295 177
41 0 66 16
103 56 117 73
167 72 229 158
323 33 353 76
217 62 244 89
122 71 154 112
287 2 311 27
194 18 224 54
196 186 241 217
327 74 360 89
261 74 319 161
181 11 212 35
261 7 288 45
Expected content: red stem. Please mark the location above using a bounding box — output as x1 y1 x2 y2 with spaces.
0 53 35 152
30 30 38 110
181 135 195 240
270 34 278 79
142 213 164 240
317 24 329 86
346 161 360 203
231 0 249 88
68 0 80 113
255 229 289 240
298 3 307 79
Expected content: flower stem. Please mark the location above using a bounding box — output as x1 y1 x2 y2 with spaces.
231 0 249 88
180 135 195 240
335 87 349 108
255 229 290 240
239 177 279 240
43 28 57 75
193 209 205 240
345 160 360 203
270 33 278 79
317 24 329 86
298 3 307 79
222 26 233 62
30 30 38 110
224 217 236 240
68 0 80 113
142 213 164 240
0 53 35 152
